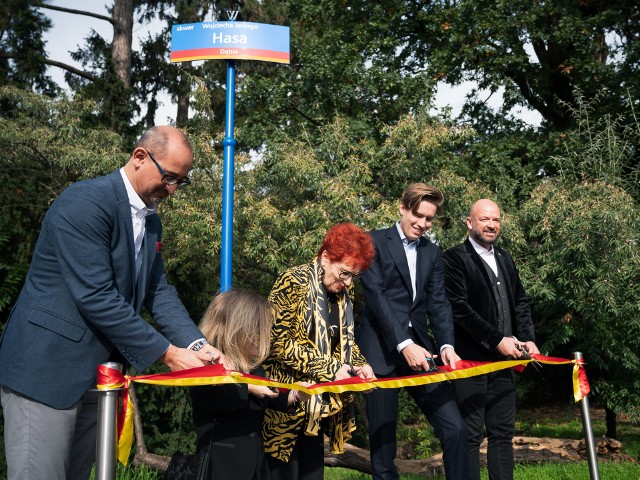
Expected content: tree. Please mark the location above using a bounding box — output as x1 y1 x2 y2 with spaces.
0 0 56 94
519 178 640 435
34 0 133 87
333 0 640 131
0 86 124 322
517 106 640 434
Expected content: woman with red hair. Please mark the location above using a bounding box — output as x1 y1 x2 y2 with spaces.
262 222 376 480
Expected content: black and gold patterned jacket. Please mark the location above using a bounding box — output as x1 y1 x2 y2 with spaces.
262 260 368 462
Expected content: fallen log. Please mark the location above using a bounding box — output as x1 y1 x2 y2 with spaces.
324 435 637 477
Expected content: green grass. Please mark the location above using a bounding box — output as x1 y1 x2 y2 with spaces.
325 462 640 479
4 405 639 480
106 460 640 480
516 404 640 459
322 403 640 480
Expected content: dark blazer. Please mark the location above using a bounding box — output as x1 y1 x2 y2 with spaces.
0 170 203 409
442 239 535 361
190 367 289 480
357 226 454 375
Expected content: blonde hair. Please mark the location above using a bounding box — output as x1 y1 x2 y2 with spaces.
198 289 274 372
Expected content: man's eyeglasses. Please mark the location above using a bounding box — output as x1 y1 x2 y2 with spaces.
338 268 362 281
147 150 191 188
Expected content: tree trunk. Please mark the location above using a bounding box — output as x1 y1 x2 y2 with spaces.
111 0 133 88
176 62 192 127
129 384 172 471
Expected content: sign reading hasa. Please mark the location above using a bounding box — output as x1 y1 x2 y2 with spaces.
171 21 290 64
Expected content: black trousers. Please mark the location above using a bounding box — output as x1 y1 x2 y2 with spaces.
365 374 469 480
268 429 324 480
454 369 516 480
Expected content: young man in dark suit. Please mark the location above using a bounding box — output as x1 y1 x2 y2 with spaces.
0 126 226 480
357 183 469 480
443 199 539 480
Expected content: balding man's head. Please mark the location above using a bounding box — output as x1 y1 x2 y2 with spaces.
124 126 193 207
467 199 501 249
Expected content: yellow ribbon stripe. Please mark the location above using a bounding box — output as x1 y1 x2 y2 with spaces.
97 354 589 466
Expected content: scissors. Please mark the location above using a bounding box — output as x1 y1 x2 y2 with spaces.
424 355 439 373
516 343 542 372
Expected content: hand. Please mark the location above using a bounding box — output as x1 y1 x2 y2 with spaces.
353 364 376 380
496 336 523 359
196 345 231 370
292 381 312 404
335 363 355 381
523 341 540 355
353 365 377 394
248 384 279 398
401 343 438 372
440 346 461 370
160 345 211 371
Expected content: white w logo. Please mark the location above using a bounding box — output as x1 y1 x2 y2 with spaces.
226 10 239 21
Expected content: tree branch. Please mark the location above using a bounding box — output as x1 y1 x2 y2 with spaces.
42 58 99 82
35 2 114 25
0 52 98 82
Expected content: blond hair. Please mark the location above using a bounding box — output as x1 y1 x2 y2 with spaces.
198 289 274 372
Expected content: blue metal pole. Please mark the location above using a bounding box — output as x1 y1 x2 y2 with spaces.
220 60 237 292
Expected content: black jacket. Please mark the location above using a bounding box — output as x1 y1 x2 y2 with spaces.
190 367 289 480
443 239 535 361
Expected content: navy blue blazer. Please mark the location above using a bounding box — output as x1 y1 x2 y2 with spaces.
0 170 203 409
357 226 455 375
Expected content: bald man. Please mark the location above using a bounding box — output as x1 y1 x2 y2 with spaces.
442 199 539 480
0 126 226 480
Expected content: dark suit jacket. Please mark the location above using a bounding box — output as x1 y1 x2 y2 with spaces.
190 367 289 480
442 239 535 361
0 170 202 409
357 226 454 375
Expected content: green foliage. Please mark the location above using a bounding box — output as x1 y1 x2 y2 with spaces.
134 375 196 457
0 0 56 94
514 99 640 418
157 128 225 316
552 92 640 199
90 462 163 480
0 224 27 313
520 178 640 417
0 86 124 321
395 0 640 130
3 0 640 462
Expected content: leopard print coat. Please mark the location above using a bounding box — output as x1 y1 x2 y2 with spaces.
262 260 368 462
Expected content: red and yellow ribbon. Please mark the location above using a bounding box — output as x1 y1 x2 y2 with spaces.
96 354 589 466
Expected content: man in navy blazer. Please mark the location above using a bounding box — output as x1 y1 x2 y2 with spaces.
443 199 538 480
0 126 226 480
357 183 469 480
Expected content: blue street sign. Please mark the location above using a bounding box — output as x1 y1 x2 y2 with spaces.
171 21 290 64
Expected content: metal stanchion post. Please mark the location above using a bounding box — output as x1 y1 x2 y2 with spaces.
95 362 123 480
573 351 600 480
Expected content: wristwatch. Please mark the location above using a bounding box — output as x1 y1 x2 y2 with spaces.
190 339 209 351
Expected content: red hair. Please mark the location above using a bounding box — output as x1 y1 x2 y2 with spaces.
317 222 375 271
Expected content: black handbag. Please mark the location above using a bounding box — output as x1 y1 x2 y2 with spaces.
165 423 215 480
164 450 210 480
